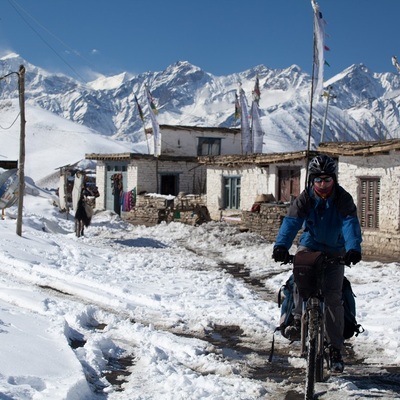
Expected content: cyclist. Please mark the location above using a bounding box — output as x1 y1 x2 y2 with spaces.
272 154 362 373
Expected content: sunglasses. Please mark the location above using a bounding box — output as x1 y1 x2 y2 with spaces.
314 176 333 183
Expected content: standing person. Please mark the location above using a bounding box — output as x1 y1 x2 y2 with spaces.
272 155 362 373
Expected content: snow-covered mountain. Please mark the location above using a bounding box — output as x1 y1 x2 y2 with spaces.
1 52 400 156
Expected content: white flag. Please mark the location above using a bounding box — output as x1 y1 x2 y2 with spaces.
239 87 252 154
311 0 325 97
146 89 161 157
392 56 400 73
251 101 264 153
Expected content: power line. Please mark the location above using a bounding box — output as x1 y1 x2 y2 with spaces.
0 111 20 130
8 0 87 82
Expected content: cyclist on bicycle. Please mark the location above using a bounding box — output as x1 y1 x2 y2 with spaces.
272 154 362 373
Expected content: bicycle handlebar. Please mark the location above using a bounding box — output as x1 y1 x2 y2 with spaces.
282 253 345 266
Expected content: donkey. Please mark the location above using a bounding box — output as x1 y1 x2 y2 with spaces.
74 196 92 237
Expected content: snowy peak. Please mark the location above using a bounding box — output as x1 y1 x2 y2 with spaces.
88 71 133 90
1 53 400 151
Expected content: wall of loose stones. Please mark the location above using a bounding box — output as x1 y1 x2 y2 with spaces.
241 202 400 260
123 194 208 226
241 203 289 243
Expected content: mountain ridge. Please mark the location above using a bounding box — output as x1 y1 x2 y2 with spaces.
1 53 400 154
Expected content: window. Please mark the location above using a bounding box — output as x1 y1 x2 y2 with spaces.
107 164 127 172
198 138 221 156
224 177 241 209
358 177 380 229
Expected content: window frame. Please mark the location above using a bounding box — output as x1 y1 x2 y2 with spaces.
197 137 222 156
223 176 241 209
357 176 380 230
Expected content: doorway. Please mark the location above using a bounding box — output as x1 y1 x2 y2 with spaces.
160 174 179 196
278 168 300 202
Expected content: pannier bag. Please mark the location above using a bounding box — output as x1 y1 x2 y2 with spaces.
293 250 326 298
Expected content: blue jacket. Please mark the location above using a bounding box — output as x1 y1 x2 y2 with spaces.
274 185 362 255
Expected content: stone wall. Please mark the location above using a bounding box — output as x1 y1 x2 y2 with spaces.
241 203 400 261
361 231 400 260
123 194 209 226
241 203 288 242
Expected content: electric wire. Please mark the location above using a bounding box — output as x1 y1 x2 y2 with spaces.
0 112 20 130
0 71 21 130
7 0 86 82
3 2 343 145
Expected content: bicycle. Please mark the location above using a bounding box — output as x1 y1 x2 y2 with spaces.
289 251 345 400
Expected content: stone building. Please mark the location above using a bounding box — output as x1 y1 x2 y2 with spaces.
320 139 400 259
86 125 241 217
198 151 313 221
200 139 400 259
85 120 400 259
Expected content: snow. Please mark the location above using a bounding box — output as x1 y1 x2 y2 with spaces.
88 72 133 91
0 185 399 399
0 102 399 399
0 100 137 183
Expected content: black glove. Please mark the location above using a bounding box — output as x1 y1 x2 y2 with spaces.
273 246 290 263
344 249 361 266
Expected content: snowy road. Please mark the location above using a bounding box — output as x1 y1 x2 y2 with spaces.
0 191 400 399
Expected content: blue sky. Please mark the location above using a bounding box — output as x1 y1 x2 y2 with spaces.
1 0 400 82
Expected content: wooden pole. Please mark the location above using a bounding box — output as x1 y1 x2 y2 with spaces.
321 86 336 144
16 65 26 236
305 13 317 189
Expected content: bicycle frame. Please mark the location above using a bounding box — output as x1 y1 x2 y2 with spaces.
291 253 344 400
284 252 344 400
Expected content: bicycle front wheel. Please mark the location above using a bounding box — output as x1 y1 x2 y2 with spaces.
305 308 318 400
305 335 317 400
316 353 324 382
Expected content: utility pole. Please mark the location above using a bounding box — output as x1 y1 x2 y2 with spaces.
16 65 26 237
321 85 336 144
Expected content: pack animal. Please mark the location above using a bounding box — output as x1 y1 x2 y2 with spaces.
74 197 92 237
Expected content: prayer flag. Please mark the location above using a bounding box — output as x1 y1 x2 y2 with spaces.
311 0 326 97
134 95 144 122
145 88 161 157
146 88 159 115
392 56 400 73
252 75 261 105
251 101 264 153
239 87 252 154
234 92 241 120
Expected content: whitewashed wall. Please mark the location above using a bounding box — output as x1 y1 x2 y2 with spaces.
267 161 308 196
239 165 270 210
94 161 106 210
205 160 307 220
339 155 400 233
338 154 400 258
206 166 232 220
135 159 157 194
160 127 241 157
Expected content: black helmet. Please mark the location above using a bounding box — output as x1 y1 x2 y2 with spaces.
308 155 337 183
